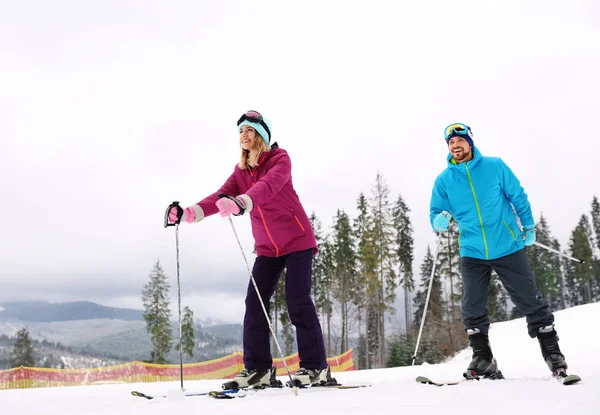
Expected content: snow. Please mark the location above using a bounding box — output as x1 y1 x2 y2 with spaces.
2 302 599 414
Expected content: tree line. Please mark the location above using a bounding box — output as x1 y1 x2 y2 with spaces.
4 329 125 369
10 189 598 369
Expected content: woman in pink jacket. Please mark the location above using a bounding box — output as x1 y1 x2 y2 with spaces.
167 110 331 389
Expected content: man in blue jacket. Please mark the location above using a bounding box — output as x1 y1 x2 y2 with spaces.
430 123 569 379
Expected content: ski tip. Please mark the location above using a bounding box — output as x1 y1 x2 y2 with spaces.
554 369 582 385
131 391 153 399
334 384 371 389
416 376 462 386
559 374 582 385
208 391 237 399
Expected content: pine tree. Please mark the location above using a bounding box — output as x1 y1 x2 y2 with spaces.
353 192 377 368
368 172 396 367
412 245 447 365
590 196 600 253
10 328 35 367
309 212 334 355
563 251 577 307
593 259 600 302
568 215 595 304
391 194 415 334
434 218 463 354
551 238 567 310
386 332 416 367
436 219 461 323
331 209 359 354
355 335 367 370
386 338 403 368
413 245 444 332
142 260 173 364
526 215 561 307
588 196 600 302
176 306 195 360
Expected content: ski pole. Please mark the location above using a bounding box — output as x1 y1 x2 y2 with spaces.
515 217 585 264
533 241 585 264
412 216 446 366
217 194 298 395
164 201 185 392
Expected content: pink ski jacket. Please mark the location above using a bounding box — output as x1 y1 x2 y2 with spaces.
197 144 317 257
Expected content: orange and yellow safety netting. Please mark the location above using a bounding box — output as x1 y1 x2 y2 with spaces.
0 349 354 390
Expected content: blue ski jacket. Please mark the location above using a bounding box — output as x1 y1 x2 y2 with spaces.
429 147 534 260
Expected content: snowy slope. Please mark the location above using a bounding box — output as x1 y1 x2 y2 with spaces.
2 302 598 415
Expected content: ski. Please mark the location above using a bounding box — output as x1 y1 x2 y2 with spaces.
132 383 371 400
416 376 463 386
131 389 239 399
206 383 371 399
554 370 581 386
417 371 582 387
416 371 503 386
296 383 371 390
208 390 246 399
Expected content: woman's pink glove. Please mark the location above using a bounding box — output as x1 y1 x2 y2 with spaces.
168 206 196 224
216 196 246 217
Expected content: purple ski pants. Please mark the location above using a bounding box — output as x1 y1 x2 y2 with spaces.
242 248 327 371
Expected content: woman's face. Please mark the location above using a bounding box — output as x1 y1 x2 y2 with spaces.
240 125 257 150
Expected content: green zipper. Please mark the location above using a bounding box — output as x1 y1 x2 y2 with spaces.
504 221 517 241
465 162 489 259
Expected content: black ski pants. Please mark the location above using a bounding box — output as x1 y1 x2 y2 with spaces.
461 248 554 338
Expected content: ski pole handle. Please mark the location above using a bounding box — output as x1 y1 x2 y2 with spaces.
164 201 183 227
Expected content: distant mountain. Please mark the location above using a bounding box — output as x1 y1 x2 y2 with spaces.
0 333 125 369
0 318 244 369
0 300 245 368
0 301 143 322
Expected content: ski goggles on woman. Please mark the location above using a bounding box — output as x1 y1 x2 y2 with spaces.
444 123 473 140
237 110 271 139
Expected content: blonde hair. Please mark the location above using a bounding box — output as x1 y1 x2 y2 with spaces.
238 133 271 170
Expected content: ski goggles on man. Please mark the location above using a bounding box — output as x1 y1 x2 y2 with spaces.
237 110 271 139
444 123 473 141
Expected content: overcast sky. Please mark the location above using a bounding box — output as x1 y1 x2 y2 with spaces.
1 1 599 325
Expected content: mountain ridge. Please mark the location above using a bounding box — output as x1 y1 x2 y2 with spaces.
0 300 143 322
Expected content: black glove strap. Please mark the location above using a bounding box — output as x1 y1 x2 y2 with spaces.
217 194 246 216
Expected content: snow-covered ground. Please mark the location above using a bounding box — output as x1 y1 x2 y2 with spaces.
2 302 598 415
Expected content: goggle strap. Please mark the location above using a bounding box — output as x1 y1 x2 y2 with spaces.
238 115 271 141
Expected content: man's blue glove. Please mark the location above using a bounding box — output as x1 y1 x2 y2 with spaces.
521 224 536 246
433 211 450 232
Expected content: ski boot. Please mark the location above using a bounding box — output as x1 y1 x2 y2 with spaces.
222 366 281 390
463 328 504 380
286 365 338 388
537 325 581 384
537 325 568 374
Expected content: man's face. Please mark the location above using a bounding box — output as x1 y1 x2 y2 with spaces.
448 136 472 163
